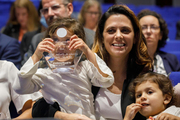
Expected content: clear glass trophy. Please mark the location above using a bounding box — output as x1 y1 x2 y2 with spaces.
44 28 83 73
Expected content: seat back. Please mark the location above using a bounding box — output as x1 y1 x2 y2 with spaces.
169 72 180 86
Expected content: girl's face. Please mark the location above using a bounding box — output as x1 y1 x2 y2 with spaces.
15 7 28 28
135 81 169 118
103 14 135 59
52 28 75 62
139 15 162 54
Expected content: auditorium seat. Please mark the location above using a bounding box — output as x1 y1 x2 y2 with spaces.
160 41 180 52
169 72 180 86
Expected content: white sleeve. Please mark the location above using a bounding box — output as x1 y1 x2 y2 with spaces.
86 53 114 88
0 61 43 114
11 85 42 113
13 57 43 94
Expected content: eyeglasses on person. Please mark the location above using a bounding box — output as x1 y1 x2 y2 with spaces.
141 25 160 32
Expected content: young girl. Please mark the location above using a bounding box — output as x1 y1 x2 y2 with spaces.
124 72 180 120
13 18 114 120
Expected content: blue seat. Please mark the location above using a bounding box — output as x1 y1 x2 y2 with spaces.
72 1 84 13
101 3 114 13
169 72 180 86
160 41 180 52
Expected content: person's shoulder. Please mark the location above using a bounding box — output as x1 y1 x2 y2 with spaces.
83 27 95 34
0 60 14 69
30 32 45 46
24 28 41 37
0 33 17 43
157 51 177 58
32 32 45 40
163 105 180 115
3 23 19 31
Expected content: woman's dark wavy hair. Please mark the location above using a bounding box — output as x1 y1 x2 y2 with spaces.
137 9 169 51
92 4 152 72
129 72 177 108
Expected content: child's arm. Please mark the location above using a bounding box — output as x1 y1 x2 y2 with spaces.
124 103 142 120
68 35 108 77
155 113 180 120
13 38 54 94
32 38 54 64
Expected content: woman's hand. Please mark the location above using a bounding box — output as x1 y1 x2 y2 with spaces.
32 38 54 64
54 111 92 120
156 113 180 120
124 103 142 120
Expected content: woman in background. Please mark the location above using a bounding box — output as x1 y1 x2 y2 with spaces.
137 9 180 107
137 9 180 75
78 0 102 32
2 0 40 42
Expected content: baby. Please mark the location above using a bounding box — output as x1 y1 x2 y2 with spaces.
124 72 180 120
13 18 114 120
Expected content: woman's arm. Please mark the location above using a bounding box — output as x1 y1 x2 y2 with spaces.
32 98 92 120
13 100 35 119
54 111 93 120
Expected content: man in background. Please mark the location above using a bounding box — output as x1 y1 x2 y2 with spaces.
21 0 95 66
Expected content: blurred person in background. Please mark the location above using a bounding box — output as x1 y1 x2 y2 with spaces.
0 33 21 69
0 33 41 119
2 0 40 42
137 9 180 75
137 9 180 107
20 0 47 63
78 0 102 32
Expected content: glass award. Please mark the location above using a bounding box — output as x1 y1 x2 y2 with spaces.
44 28 83 73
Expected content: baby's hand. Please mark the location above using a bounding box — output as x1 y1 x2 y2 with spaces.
124 103 142 120
68 35 89 55
33 38 54 63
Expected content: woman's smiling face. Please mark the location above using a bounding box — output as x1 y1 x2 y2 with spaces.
103 14 135 59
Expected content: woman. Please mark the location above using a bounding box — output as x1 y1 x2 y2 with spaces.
92 4 152 120
0 60 42 119
137 9 180 75
32 4 152 120
78 0 102 32
2 0 40 42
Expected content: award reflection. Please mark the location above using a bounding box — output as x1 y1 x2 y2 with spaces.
44 28 81 73
53 40 75 64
